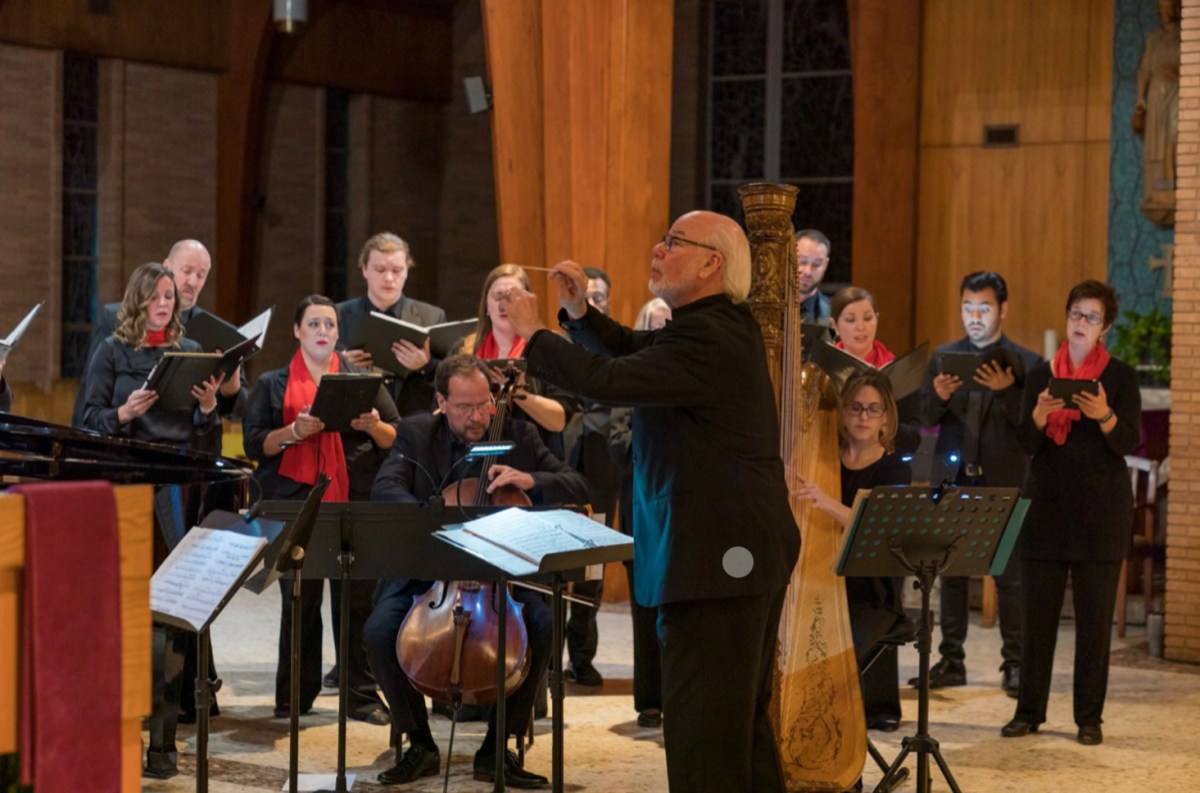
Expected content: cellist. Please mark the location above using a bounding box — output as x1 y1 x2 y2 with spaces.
364 354 589 788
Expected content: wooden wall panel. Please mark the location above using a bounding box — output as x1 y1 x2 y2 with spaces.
1086 0 1116 142
482 0 547 289
269 3 452 101
484 0 674 327
915 145 1103 353
0 0 226 71
0 496 25 755
914 0 1112 355
921 0 1099 146
850 0 922 350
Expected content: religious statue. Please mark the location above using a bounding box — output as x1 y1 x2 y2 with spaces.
1132 0 1181 228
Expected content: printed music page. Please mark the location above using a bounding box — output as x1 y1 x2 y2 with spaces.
461 508 629 562
151 527 267 632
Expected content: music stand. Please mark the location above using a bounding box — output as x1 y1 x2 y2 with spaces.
835 484 1028 793
431 506 634 793
255 499 607 793
148 506 292 793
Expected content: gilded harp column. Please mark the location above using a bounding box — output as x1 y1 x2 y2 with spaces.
740 182 799 404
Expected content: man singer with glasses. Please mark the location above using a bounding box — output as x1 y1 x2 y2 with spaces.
501 210 800 793
917 271 1041 698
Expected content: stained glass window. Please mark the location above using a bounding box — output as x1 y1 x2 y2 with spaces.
708 0 853 284
61 53 99 378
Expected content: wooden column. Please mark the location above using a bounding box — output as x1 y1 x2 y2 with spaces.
482 0 675 326
216 0 273 323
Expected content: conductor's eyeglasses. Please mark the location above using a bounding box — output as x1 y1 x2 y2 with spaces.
845 402 885 418
661 233 720 253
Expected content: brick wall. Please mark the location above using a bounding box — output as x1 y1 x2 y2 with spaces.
0 43 59 389
117 62 218 309
94 59 218 318
1167 0 1200 663
252 82 324 376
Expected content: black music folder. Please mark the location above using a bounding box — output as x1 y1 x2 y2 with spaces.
936 348 1020 391
348 312 477 373
810 339 930 399
142 337 258 411
185 305 274 358
308 372 384 433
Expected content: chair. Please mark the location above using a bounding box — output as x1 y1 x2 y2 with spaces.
1118 456 1163 637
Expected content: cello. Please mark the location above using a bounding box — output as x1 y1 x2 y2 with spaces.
395 361 533 708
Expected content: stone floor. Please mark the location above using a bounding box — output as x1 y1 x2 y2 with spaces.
142 584 1200 792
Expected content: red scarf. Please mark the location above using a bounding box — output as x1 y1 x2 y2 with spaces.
278 349 349 502
836 338 895 368
145 328 168 347
1045 340 1110 446
477 330 526 360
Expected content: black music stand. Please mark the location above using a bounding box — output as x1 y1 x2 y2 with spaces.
835 484 1028 793
255 499 618 793
148 507 291 793
432 507 634 793
267 475 331 793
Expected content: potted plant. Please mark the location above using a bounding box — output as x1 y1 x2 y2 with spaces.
1110 308 1172 387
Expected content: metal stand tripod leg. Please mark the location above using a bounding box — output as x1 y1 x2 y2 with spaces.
288 570 303 793
872 565 962 793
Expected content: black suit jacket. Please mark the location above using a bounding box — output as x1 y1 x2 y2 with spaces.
336 294 448 417
919 334 1042 487
0 377 12 413
524 295 800 608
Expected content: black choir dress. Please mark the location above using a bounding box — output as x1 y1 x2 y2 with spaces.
1012 357 1141 729
242 352 400 719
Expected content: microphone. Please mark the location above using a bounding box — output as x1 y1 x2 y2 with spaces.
389 451 440 502
241 471 266 523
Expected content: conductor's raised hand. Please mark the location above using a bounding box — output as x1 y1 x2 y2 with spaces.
500 287 547 340
549 260 589 319
486 464 535 493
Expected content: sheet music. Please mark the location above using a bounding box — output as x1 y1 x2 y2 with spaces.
0 302 43 357
461 507 631 564
435 528 540 576
151 527 267 631
238 306 274 349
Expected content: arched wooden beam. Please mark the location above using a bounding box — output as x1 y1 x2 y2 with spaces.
215 0 274 323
